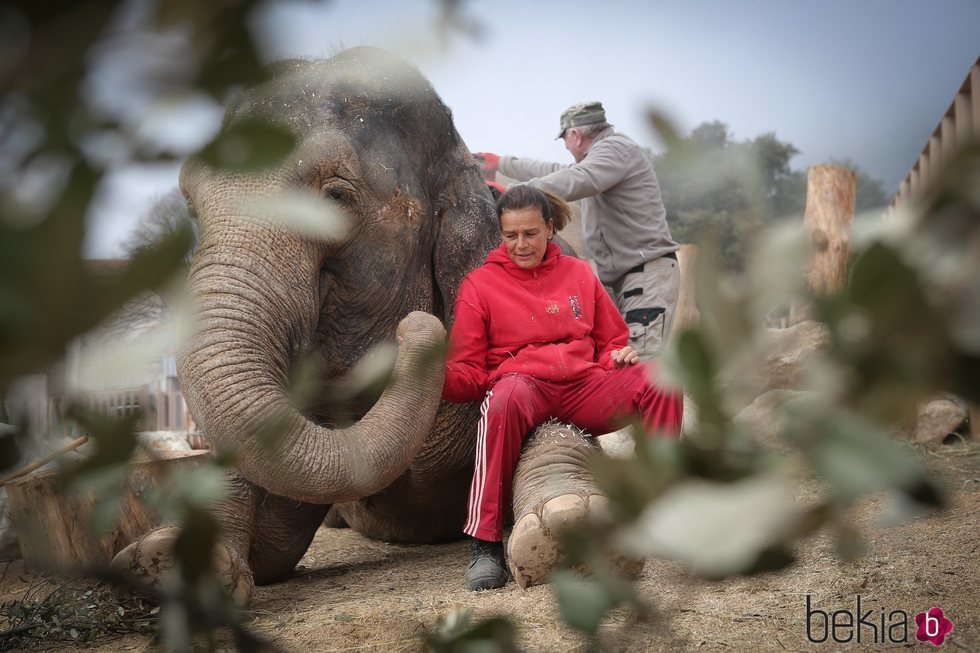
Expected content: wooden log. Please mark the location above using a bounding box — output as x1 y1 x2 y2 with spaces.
0 436 88 488
6 450 208 573
790 164 856 324
674 244 699 331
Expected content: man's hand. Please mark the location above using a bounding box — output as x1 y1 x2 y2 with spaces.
610 346 639 368
474 152 500 181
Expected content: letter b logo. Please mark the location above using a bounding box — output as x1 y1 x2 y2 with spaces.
806 595 828 643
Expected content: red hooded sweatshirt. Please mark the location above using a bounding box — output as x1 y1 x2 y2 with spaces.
443 242 629 403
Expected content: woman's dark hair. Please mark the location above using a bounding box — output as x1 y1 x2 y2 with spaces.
496 185 570 232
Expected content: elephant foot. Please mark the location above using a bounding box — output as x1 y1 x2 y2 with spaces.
110 526 254 607
508 422 645 589
507 493 643 588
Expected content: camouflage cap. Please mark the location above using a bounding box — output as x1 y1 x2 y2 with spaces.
556 101 606 139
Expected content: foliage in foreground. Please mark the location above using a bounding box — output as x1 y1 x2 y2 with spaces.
428 147 979 652
2 1 976 652
0 1 478 651
0 580 156 650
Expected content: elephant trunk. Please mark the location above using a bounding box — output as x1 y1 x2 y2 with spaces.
177 252 446 505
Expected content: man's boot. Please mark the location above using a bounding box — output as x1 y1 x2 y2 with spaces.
465 538 509 591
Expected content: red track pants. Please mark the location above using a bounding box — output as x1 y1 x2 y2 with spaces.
462 363 682 542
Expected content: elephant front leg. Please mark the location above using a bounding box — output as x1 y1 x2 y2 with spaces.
507 422 642 588
111 468 258 606
247 492 329 584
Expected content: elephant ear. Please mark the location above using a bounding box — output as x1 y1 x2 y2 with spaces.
431 148 500 328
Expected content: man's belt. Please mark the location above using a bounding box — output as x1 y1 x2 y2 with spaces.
625 251 677 275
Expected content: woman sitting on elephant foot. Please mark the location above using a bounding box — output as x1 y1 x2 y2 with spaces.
443 185 683 591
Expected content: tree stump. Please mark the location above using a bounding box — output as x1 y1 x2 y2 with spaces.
6 450 208 573
675 244 699 331
790 164 857 324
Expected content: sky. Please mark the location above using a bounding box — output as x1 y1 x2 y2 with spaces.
84 0 980 258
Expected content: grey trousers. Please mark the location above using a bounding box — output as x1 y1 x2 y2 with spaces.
607 255 680 361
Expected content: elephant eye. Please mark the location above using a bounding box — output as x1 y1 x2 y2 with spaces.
321 179 356 205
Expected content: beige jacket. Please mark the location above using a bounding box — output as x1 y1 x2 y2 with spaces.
499 127 677 285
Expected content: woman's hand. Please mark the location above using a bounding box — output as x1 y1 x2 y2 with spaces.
611 346 639 368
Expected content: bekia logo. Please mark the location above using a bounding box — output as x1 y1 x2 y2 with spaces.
806 595 954 646
915 607 954 646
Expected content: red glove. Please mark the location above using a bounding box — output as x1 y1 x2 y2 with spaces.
473 152 500 178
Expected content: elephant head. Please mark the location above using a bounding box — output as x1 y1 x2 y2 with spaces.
177 47 498 505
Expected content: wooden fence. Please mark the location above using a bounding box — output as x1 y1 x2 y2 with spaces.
890 57 980 211
47 381 195 436
79 381 194 433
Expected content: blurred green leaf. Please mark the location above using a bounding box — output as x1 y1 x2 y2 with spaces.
787 405 944 508
173 506 219 585
159 602 191 653
673 330 727 441
614 473 800 578
286 354 324 414
0 209 193 394
87 489 125 536
741 545 796 575
646 109 682 151
0 422 24 474
431 606 474 641
0 3 116 96
589 433 680 523
198 119 296 172
835 523 865 562
424 607 519 653
552 570 618 637
245 190 350 241
817 242 950 422
61 405 139 482
193 4 268 98
157 463 230 518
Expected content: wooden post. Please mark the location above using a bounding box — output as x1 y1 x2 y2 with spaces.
920 150 931 190
6 450 208 572
941 116 955 163
790 164 857 324
954 92 972 149
674 244 699 331
971 64 980 136
929 134 942 178
910 164 921 197
897 178 910 210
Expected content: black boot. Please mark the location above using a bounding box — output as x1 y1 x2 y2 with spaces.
465 538 508 591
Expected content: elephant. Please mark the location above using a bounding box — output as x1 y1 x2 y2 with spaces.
111 46 625 604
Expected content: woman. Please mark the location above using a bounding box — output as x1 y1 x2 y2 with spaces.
443 185 682 591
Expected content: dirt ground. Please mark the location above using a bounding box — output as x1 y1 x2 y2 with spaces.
2 442 978 652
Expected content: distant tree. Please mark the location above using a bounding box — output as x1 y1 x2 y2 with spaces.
109 190 198 332
828 158 890 214
747 132 803 219
650 122 888 270
122 189 198 266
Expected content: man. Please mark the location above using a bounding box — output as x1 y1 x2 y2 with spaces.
478 101 680 360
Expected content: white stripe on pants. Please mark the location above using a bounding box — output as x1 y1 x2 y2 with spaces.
463 390 493 536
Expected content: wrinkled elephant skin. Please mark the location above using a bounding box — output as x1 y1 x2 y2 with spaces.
112 47 500 603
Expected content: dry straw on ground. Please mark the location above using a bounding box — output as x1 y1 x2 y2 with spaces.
1 442 977 652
